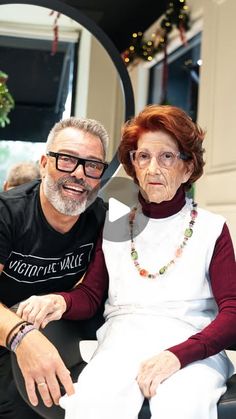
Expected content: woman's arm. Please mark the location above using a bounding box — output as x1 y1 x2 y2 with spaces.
167 223 236 367
60 231 108 319
137 224 236 396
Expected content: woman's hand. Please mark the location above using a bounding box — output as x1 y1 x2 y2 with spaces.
136 350 181 398
16 294 67 329
15 329 75 407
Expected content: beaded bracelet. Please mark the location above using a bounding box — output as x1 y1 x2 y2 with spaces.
10 323 36 352
5 320 28 349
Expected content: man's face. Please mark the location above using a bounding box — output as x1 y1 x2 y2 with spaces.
40 127 105 216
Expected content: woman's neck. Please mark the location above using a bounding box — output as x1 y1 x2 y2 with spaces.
138 186 186 219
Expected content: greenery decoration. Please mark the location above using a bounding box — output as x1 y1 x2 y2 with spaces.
0 71 14 128
121 0 190 66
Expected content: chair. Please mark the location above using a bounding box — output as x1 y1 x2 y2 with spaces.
11 311 236 419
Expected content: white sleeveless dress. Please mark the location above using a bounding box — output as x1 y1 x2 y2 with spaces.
60 200 234 419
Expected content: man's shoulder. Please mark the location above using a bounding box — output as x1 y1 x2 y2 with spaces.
86 197 108 225
94 196 108 211
0 180 40 209
88 196 108 211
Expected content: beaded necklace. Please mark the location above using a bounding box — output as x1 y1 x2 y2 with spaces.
129 200 198 279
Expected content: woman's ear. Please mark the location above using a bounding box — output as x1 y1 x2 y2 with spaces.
182 160 194 184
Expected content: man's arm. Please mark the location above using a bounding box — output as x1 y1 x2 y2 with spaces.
0 264 74 407
16 231 108 326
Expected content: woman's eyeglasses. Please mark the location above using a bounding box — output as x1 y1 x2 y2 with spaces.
47 151 108 179
129 150 190 169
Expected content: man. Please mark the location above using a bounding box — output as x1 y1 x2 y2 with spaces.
0 117 109 418
3 161 40 191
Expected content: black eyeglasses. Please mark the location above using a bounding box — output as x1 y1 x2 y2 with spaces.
47 151 108 179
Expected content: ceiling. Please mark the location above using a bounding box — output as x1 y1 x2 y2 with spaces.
62 0 167 52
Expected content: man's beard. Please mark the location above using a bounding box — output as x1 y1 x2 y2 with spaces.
43 173 99 216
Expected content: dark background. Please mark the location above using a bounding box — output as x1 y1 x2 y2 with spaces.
61 0 166 53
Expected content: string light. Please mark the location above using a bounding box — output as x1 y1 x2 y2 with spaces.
121 0 190 66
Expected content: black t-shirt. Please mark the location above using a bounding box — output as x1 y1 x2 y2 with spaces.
0 180 107 307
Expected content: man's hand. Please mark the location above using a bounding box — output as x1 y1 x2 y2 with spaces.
15 329 75 407
136 350 181 398
16 295 67 329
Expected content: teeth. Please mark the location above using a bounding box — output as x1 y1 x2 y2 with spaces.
64 185 85 192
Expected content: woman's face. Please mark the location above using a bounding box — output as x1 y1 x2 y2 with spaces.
133 130 193 203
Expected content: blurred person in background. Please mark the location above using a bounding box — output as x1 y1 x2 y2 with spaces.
3 161 40 191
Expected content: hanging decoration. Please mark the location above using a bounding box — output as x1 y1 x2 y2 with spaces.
49 10 61 55
0 71 15 128
121 0 190 66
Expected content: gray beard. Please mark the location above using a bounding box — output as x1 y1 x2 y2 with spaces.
43 174 98 216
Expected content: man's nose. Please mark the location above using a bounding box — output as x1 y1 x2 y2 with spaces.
70 164 86 178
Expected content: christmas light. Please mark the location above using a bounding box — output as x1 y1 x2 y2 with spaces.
122 0 190 66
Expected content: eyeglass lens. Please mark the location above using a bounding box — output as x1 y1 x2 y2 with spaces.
131 150 180 168
57 154 105 178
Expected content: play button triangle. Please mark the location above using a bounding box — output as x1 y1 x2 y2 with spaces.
108 197 130 222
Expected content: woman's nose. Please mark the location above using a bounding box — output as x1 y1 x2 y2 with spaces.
148 156 161 173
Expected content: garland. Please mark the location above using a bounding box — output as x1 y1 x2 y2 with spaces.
121 0 190 66
0 71 14 128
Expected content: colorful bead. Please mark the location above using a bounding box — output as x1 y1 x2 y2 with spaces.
175 248 183 257
131 250 138 260
140 269 148 276
184 228 193 237
129 209 136 222
191 209 198 218
159 266 167 275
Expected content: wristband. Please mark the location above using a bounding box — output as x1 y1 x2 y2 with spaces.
10 324 36 352
5 320 28 349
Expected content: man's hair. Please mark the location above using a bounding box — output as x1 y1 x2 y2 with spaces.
46 117 109 158
4 161 40 190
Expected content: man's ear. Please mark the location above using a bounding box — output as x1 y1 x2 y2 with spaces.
40 155 47 178
3 180 9 191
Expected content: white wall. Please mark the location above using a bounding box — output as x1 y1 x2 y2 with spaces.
71 29 125 163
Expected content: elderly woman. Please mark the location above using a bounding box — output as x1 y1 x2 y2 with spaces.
19 106 236 419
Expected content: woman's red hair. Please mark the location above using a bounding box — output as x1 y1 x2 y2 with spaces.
118 105 205 188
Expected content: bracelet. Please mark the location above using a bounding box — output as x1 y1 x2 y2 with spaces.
7 322 31 350
10 324 36 352
5 320 28 348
